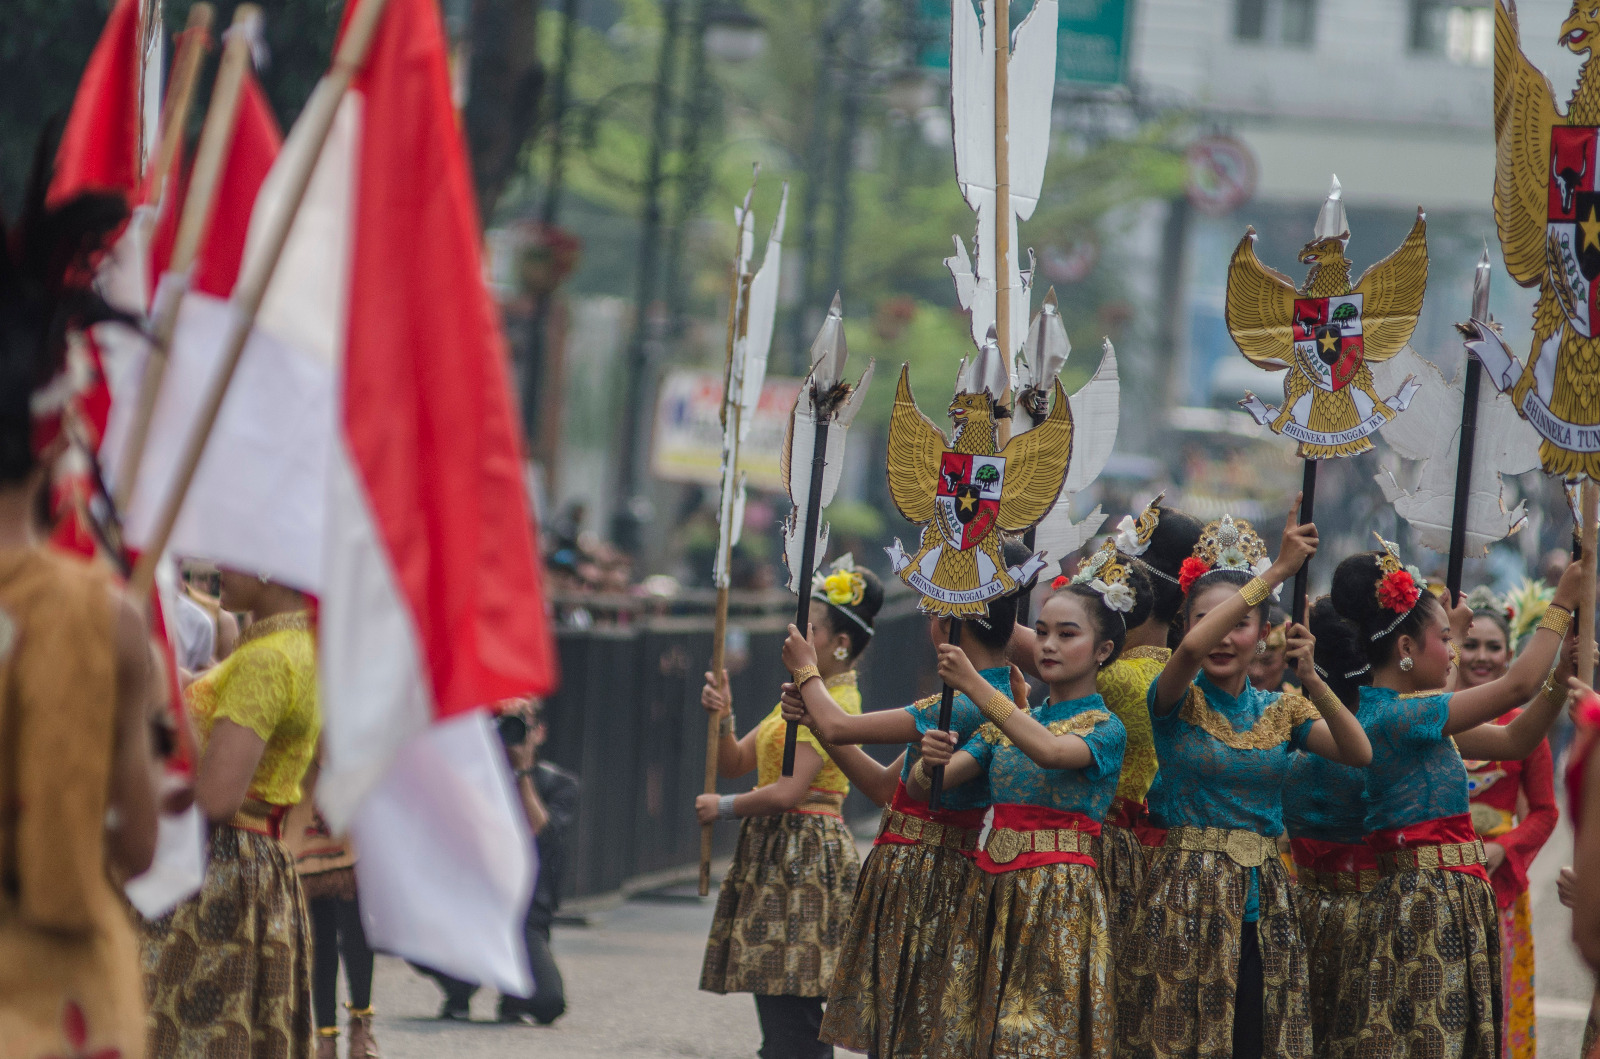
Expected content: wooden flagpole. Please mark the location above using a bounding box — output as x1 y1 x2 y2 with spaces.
128 0 395 600
116 4 260 514
701 259 752 896
147 4 214 202
1582 481 1598 687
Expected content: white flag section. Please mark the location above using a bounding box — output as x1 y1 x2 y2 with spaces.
124 804 206 920
352 714 536 996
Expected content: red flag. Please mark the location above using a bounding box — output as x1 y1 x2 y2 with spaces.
50 0 143 207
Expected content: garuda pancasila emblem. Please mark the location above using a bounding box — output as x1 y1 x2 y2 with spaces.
884 354 1070 617
1226 176 1427 459
1469 0 1600 478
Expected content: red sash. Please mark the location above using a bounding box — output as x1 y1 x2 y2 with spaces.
1104 795 1168 847
974 803 1100 874
1365 813 1490 882
873 781 988 847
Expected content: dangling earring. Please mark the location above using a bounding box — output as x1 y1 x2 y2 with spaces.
833 646 850 662
1254 641 1267 656
1399 656 1414 672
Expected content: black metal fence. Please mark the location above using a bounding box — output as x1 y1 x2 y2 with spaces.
538 593 939 900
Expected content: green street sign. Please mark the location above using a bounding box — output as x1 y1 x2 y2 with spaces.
916 0 1132 87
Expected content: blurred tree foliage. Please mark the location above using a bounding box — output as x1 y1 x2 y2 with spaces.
521 0 1187 427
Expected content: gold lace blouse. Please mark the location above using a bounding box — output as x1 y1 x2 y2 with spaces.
186 611 321 806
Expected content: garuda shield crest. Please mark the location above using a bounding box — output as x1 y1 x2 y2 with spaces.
1227 176 1426 460
936 453 1004 549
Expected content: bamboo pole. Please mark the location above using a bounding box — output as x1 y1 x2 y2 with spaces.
147 4 214 202
128 0 395 600
116 5 260 514
1582 481 1598 686
701 259 751 896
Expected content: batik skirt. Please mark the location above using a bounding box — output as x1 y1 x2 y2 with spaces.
932 860 1113 1059
1099 822 1149 952
1351 866 1501 1059
139 823 312 1059
700 810 860 997
820 838 977 1054
1116 845 1313 1059
1290 839 1380 1059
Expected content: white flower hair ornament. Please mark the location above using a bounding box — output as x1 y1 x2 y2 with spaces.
1061 538 1139 617
1113 491 1165 558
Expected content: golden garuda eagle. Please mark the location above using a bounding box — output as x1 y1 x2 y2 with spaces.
1226 176 1428 460
884 340 1072 618
1480 0 1600 479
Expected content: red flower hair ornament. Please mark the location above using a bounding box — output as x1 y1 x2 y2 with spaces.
1369 534 1429 641
1178 557 1210 595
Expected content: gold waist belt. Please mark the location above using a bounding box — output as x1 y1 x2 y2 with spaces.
795 789 846 815
1377 838 1487 874
1297 865 1380 894
878 808 979 852
985 825 1093 865
1165 826 1276 868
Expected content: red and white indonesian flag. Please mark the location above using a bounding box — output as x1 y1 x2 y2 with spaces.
112 0 559 990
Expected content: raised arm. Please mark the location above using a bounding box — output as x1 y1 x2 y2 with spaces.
1287 623 1372 767
936 647 1092 770
1445 562 1585 736
1154 495 1316 713
781 624 920 745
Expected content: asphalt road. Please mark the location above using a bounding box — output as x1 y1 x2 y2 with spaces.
355 820 1598 1059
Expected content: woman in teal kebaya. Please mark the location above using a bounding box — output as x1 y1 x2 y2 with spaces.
1313 546 1586 1059
917 577 1131 1059
1117 499 1371 1059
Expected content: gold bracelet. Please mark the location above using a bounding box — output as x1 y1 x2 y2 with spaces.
792 664 821 687
909 758 931 790
1240 576 1272 608
1310 686 1344 718
718 713 735 738
980 689 1018 727
1539 606 1573 637
1542 678 1566 705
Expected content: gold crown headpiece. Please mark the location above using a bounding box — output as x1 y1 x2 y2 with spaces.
1179 514 1274 596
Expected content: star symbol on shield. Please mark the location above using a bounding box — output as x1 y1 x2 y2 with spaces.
1317 331 1339 356
1582 204 1600 253
958 493 977 514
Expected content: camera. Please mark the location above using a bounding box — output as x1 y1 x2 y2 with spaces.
497 712 529 749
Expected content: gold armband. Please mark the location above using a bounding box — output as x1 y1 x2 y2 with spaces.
909 758 932 790
791 664 821 687
1310 686 1344 718
980 689 1019 727
1240 576 1271 608
1538 606 1573 638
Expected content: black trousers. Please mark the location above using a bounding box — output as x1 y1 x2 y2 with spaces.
308 894 375 1031
1233 921 1264 1059
753 995 831 1059
420 913 566 1024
